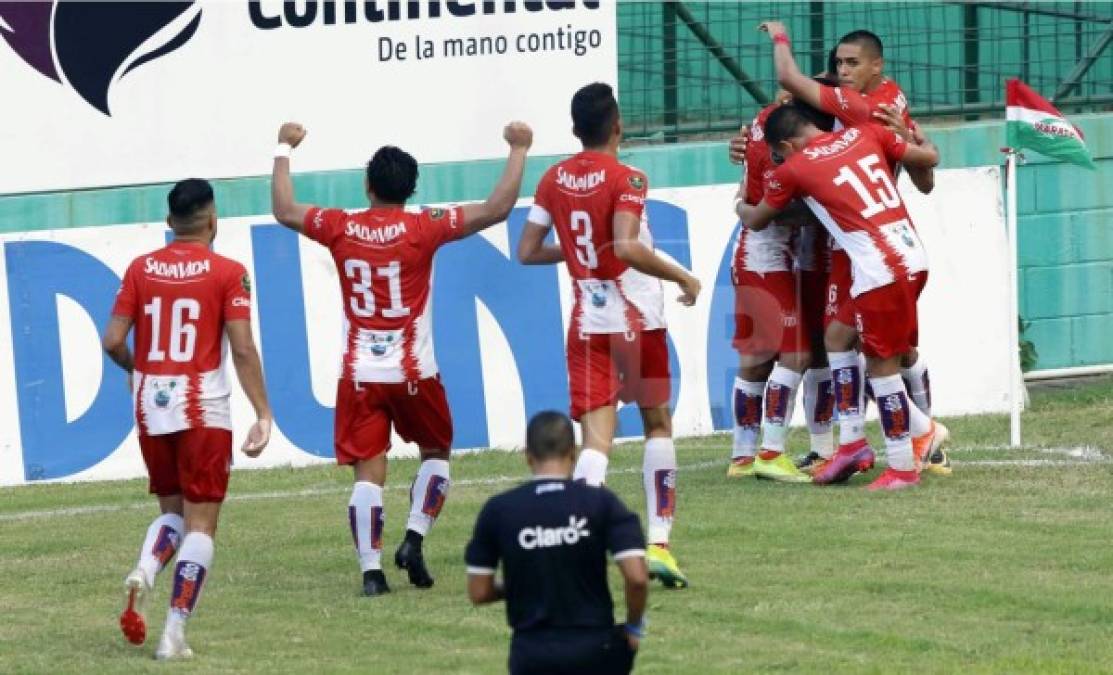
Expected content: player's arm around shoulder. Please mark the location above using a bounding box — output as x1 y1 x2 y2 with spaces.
455 121 534 239
223 263 272 457
271 121 316 233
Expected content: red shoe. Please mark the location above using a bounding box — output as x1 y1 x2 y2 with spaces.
812 439 876 485
866 468 920 491
119 570 149 645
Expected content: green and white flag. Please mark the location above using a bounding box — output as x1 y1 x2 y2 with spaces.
1006 79 1095 169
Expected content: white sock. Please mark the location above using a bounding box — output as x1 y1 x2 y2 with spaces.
406 459 450 536
643 437 677 545
167 532 213 623
573 448 609 486
759 364 802 453
901 356 933 418
830 351 866 445
871 374 916 471
803 367 835 457
732 377 764 459
136 512 183 587
348 481 384 572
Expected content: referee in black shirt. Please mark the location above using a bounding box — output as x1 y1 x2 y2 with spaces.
466 411 650 674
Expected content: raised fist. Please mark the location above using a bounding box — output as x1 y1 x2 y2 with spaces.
278 122 307 148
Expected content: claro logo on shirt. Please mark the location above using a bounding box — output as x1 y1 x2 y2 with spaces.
518 516 590 550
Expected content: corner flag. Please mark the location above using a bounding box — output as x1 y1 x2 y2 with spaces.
1006 79 1095 169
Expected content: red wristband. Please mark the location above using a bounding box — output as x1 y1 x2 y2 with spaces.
773 34 790 47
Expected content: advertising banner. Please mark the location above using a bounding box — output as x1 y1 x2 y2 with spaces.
0 167 1010 486
0 0 615 194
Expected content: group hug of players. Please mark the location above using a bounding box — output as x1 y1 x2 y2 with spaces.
100 20 950 661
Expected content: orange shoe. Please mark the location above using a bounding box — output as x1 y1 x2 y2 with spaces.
911 421 938 473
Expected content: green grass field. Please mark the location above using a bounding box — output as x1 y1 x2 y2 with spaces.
2 377 1112 674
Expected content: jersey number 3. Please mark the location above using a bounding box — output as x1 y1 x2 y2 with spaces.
344 259 410 319
570 210 599 269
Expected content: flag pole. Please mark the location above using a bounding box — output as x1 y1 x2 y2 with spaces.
1004 148 1023 448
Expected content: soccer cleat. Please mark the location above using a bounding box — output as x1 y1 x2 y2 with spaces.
795 451 826 474
866 467 920 492
922 421 952 476
726 456 756 478
912 420 939 473
394 539 434 589
646 544 688 589
361 569 391 597
154 619 193 661
812 439 876 485
119 569 150 646
753 452 812 483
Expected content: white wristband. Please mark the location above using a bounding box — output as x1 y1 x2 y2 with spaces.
733 197 744 217
274 143 292 159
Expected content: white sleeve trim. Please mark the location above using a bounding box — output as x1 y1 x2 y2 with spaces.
612 548 646 561
527 204 552 228
466 566 497 575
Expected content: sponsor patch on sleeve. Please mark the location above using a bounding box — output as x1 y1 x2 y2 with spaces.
241 273 252 294
627 174 646 191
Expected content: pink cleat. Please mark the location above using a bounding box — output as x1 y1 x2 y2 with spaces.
812 439 876 485
866 468 921 491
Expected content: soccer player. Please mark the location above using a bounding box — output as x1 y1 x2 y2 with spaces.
518 82 700 588
466 411 648 674
737 104 941 491
103 178 273 659
271 120 533 596
726 96 832 483
759 23 950 481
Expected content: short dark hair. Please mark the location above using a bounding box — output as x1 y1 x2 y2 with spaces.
525 411 575 461
366 146 418 204
826 46 839 76
764 104 814 149
167 178 214 221
792 93 835 132
838 30 884 59
571 82 619 147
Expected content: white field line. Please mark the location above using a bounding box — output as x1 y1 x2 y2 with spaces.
1 448 1109 524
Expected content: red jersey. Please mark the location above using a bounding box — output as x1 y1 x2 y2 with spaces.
112 241 252 436
817 79 917 255
735 103 793 275
764 124 928 297
819 79 913 133
529 151 665 334
303 205 464 383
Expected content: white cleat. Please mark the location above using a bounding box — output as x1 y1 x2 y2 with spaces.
154 618 193 661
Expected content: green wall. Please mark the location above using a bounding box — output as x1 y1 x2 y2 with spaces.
1 114 1111 371
616 2 1113 138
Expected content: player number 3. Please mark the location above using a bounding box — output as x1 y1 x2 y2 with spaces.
570 210 599 269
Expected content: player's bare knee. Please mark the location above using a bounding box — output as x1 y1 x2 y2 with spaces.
420 447 451 462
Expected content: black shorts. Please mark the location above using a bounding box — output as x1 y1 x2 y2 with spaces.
509 626 636 675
